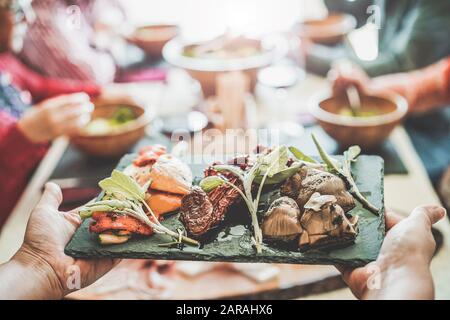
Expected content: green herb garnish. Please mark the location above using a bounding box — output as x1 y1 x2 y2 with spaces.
110 107 136 125
79 170 199 246
214 146 300 253
199 176 225 193
311 134 380 215
288 146 318 164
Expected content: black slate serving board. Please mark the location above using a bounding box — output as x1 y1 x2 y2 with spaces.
65 154 385 267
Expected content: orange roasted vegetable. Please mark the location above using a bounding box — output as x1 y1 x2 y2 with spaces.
148 154 192 195
90 212 154 236
145 191 183 216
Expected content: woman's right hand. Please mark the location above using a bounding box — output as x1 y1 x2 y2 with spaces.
328 59 372 96
17 93 94 144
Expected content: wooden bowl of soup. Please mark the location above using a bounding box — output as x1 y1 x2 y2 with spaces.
126 24 179 58
295 13 356 45
71 102 153 157
309 90 408 150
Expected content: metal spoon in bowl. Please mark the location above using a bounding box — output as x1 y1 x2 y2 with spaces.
346 85 361 117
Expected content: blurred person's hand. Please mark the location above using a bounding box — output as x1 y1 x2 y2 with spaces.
328 59 372 96
328 58 450 113
337 206 446 300
17 93 94 144
0 183 119 300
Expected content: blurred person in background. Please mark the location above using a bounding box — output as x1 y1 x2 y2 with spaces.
0 0 101 102
306 0 450 77
313 0 450 190
0 0 133 227
330 58 450 114
0 83 93 227
0 0 93 227
329 57 450 204
19 0 124 84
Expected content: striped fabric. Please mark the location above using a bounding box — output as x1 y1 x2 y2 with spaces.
19 0 119 84
0 72 29 118
0 52 101 102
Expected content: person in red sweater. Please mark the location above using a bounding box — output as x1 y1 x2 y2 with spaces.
0 1 99 226
0 1 161 227
0 79 94 227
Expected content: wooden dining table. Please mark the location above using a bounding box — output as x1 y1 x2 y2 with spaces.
1 73 449 299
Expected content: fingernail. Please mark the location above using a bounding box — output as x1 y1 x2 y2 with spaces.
84 102 94 113
79 113 91 125
430 205 446 218
45 181 58 192
411 205 446 224
431 206 446 221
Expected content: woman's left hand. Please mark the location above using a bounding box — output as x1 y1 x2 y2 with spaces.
8 183 119 299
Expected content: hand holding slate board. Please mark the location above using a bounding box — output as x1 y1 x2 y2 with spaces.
65 152 385 267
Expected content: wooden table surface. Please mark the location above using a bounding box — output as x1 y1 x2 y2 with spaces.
1 74 448 299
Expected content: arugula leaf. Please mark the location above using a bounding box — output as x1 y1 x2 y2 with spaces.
341 145 379 215
99 170 146 202
258 146 288 178
346 145 361 162
199 176 225 192
243 164 258 198
82 169 199 246
288 146 318 163
342 145 361 177
311 133 340 173
212 146 295 253
79 199 133 219
84 199 132 208
253 162 302 185
213 164 245 180
311 135 379 215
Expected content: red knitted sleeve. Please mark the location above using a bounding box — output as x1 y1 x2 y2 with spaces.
0 110 48 226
